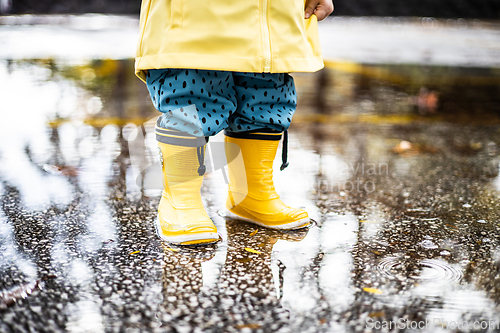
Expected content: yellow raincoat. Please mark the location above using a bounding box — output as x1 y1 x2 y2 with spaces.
135 0 324 82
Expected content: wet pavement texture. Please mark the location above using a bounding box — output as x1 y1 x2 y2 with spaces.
2 44 500 333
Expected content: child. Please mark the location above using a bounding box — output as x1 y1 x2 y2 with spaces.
135 0 334 245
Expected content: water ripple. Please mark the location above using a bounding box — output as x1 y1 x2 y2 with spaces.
377 257 463 282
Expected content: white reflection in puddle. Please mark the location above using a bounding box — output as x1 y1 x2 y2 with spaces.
51 241 70 270
272 227 320 312
66 298 105 333
274 133 322 221
269 135 325 314
322 214 359 250
69 259 93 285
200 251 226 291
320 214 357 309
79 202 116 253
0 61 79 211
493 161 500 193
65 257 105 332
78 149 114 198
58 122 81 166
0 149 74 210
100 125 122 170
269 214 359 324
320 252 355 308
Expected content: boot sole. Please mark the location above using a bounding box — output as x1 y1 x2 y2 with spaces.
223 210 311 230
154 216 220 245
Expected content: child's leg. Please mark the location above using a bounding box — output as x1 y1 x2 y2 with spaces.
146 69 296 135
155 136 219 245
228 72 296 133
146 69 308 242
146 68 240 244
224 73 310 229
146 68 237 137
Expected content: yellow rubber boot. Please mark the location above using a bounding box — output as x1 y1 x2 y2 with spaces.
224 131 310 229
155 125 218 245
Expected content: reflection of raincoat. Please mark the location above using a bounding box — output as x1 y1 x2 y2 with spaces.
135 0 324 82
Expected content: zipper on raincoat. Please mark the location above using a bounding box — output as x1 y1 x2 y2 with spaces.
261 0 271 72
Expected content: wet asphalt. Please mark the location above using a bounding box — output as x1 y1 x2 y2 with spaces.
2 56 500 333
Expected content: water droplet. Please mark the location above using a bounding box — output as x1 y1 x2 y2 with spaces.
419 240 438 249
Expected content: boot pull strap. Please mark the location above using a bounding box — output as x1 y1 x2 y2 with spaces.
197 137 209 176
280 130 289 171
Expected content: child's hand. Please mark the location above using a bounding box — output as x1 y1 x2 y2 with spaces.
304 0 334 21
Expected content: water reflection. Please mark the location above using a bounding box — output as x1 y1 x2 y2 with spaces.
1 58 500 332
158 221 309 331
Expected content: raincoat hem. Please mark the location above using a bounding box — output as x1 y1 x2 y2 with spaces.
135 54 323 82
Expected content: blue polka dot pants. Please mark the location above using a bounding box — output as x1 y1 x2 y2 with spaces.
146 69 297 137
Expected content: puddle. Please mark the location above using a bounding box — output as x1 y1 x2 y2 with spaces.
1 56 500 332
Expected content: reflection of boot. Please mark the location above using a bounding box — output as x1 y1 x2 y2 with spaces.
220 221 279 300
155 124 218 245
224 219 309 256
160 243 216 317
218 220 309 330
224 131 309 230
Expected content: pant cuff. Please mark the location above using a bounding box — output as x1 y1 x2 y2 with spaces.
223 129 282 141
156 117 208 147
